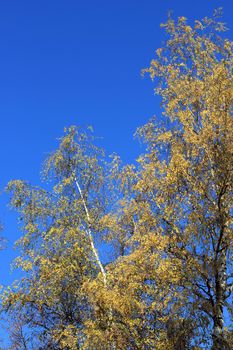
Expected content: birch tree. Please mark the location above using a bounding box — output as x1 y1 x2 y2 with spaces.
139 9 233 349
2 10 233 350
3 126 113 349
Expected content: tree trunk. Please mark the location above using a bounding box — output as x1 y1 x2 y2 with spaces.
212 308 224 350
212 250 229 350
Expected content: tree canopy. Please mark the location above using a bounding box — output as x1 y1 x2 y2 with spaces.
1 9 233 350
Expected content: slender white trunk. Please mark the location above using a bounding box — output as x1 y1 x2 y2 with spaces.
212 250 229 350
74 177 107 286
74 177 115 349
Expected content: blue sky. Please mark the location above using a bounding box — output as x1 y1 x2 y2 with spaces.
0 0 232 342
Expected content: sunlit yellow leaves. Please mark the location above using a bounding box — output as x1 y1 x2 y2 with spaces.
156 130 173 143
53 325 79 350
3 11 233 350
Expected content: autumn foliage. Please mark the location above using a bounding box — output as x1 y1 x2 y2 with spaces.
2 10 233 350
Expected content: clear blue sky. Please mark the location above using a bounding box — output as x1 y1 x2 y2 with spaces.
0 0 232 341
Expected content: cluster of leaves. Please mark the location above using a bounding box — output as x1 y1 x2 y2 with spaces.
1 9 233 350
